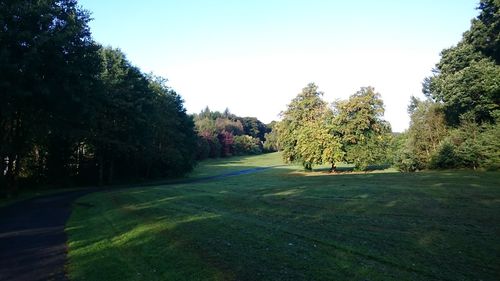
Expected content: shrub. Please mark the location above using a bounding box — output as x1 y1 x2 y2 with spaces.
233 135 262 155
429 142 459 169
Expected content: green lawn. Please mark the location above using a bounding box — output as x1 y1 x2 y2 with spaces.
66 153 500 280
186 152 285 178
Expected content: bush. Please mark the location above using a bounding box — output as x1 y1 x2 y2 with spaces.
394 149 422 172
233 135 262 155
429 142 459 169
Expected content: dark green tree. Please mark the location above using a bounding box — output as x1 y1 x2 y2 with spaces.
238 117 268 141
423 0 500 125
0 0 100 193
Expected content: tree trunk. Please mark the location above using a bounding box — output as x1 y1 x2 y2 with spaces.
6 154 19 197
107 159 114 184
98 155 104 186
329 163 337 173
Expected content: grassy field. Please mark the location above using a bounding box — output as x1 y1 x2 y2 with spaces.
186 152 286 178
66 153 500 280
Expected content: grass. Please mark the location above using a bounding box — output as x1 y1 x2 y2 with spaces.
66 153 500 280
186 152 285 178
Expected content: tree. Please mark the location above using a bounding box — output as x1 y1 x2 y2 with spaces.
333 87 392 170
89 49 197 183
238 117 268 141
193 108 270 158
263 122 279 152
423 0 500 125
396 98 449 171
277 83 342 170
399 1 500 172
0 0 100 193
464 0 500 64
233 135 262 155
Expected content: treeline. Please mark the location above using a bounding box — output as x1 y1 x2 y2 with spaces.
393 0 499 171
0 0 196 194
193 107 277 159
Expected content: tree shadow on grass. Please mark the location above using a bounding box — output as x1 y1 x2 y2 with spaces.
67 169 500 281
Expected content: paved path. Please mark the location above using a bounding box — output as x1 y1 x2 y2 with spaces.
0 190 97 281
0 166 278 281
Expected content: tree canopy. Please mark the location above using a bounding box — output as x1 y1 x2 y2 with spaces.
277 84 391 170
396 0 500 171
0 0 197 194
423 0 500 125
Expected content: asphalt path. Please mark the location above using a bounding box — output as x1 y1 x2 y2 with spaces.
0 166 278 281
0 189 97 281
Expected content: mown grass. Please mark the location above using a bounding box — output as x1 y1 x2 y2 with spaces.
66 153 500 280
186 152 285 178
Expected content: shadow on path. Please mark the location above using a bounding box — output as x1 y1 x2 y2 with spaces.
0 166 278 281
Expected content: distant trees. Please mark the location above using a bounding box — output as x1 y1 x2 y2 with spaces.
0 0 197 195
277 84 391 170
192 108 274 159
263 121 280 152
396 0 499 171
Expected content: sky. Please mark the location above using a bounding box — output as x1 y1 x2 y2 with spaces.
79 0 479 132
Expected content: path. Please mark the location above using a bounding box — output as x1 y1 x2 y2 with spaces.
0 166 277 281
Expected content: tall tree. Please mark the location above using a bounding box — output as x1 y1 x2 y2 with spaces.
277 83 341 170
399 98 449 170
333 87 392 170
423 0 500 125
0 0 100 192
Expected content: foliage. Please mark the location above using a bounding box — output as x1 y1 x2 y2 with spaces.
423 0 500 125
442 120 500 170
334 87 392 170
278 84 392 170
397 98 449 170
394 149 421 172
0 0 100 192
263 121 279 152
401 1 500 172
277 83 342 170
233 135 262 155
192 107 270 159
0 2 197 194
429 142 459 169
463 0 500 64
237 117 268 141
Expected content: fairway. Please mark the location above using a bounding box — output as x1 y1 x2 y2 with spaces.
66 153 500 281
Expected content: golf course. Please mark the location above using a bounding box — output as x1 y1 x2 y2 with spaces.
65 153 500 281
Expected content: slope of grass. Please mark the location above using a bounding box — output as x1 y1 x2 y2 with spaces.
66 154 500 281
187 152 285 179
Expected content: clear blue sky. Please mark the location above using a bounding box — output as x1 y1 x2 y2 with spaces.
79 0 479 132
